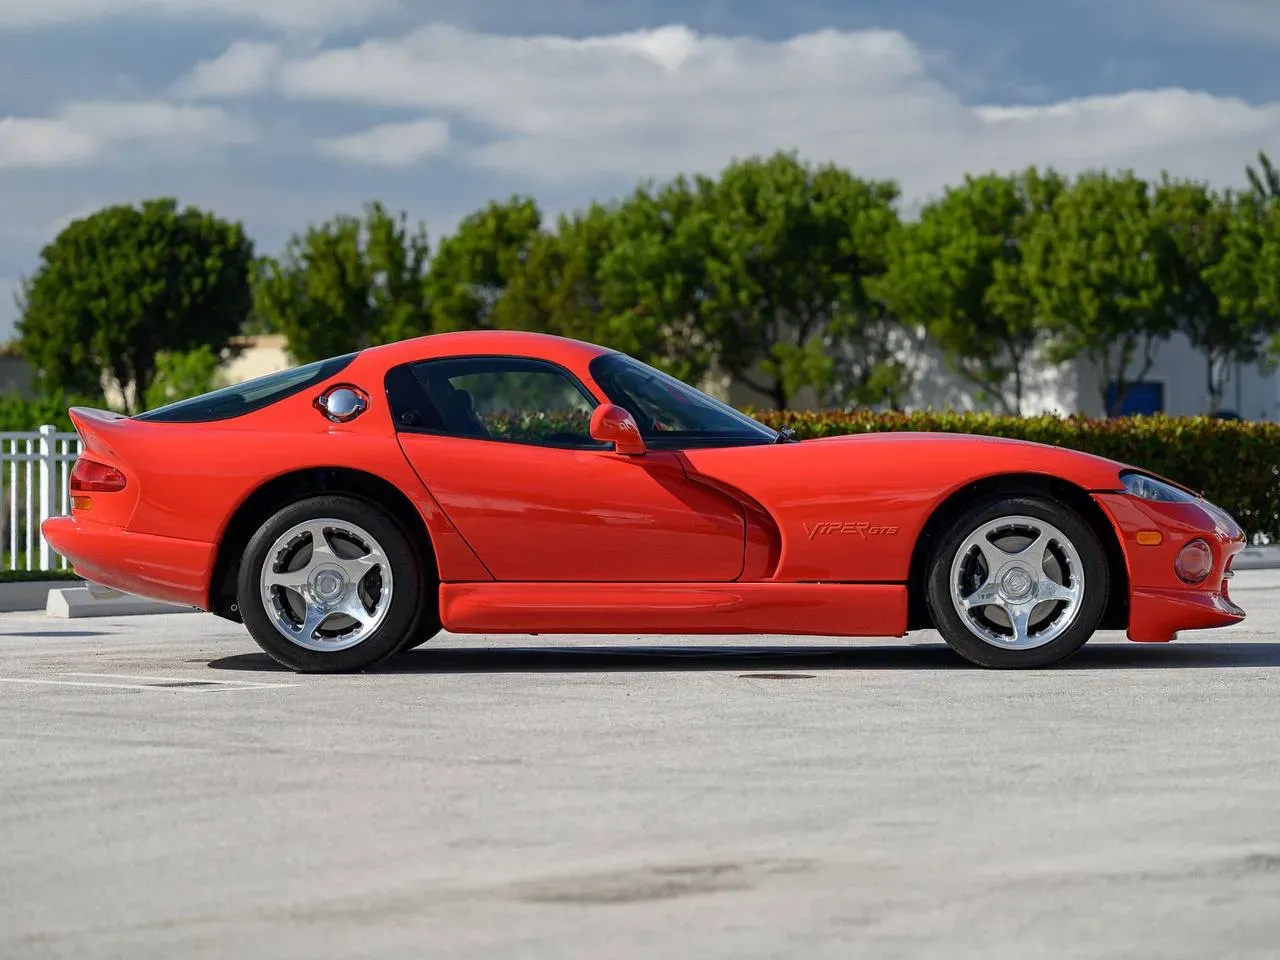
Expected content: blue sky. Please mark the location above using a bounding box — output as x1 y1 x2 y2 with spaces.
4 0 1280 342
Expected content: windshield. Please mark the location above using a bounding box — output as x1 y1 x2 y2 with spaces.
135 353 357 423
588 353 777 447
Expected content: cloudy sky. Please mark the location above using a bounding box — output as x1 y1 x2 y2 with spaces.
3 0 1280 342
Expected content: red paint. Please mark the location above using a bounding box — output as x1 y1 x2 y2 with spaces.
680 434 1128 582
1091 493 1245 642
39 330 1247 648
588 403 646 455
441 582 908 637
40 517 214 608
397 435 746 581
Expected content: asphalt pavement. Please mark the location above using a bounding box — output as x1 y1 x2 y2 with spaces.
3 571 1280 959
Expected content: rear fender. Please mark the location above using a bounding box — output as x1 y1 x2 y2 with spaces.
66 407 141 527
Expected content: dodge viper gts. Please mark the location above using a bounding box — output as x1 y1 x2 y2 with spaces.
42 330 1246 672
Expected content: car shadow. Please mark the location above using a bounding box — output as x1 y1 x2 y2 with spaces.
207 640 1280 675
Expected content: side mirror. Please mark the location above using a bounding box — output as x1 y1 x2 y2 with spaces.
589 403 646 456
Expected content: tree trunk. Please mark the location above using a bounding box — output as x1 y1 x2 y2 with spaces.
1010 356 1025 416
1206 352 1224 413
1097 354 1119 418
771 378 789 411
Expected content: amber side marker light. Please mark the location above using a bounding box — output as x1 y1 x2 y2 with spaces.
69 459 126 494
70 496 93 511
1136 530 1163 546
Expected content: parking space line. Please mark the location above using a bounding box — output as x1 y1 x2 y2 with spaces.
65 672 294 689
0 678 207 691
0 674 297 691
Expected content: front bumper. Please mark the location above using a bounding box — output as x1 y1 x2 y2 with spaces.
41 516 215 610
1092 493 1247 643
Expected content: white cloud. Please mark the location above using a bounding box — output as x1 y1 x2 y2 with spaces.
174 41 283 98
271 23 1280 199
59 100 256 146
0 100 254 170
0 0 398 32
317 118 450 167
0 117 97 169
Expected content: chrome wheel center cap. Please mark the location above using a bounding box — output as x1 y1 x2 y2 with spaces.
1000 566 1034 601
311 567 347 602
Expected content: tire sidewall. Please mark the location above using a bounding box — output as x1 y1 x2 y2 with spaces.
238 494 427 672
926 495 1109 669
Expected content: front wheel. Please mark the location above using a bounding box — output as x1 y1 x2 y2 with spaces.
237 495 432 672
925 496 1109 669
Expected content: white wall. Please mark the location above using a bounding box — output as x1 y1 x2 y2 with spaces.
722 331 1280 419
1074 333 1278 420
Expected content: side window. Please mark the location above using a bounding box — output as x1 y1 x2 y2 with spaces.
405 357 602 448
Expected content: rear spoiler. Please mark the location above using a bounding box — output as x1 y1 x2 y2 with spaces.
68 407 128 458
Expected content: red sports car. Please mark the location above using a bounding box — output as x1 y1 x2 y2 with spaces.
42 331 1246 672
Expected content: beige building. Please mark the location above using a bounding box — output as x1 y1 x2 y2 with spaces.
220 334 292 384
0 345 33 398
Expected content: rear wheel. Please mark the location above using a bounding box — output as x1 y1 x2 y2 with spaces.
925 496 1109 668
237 495 436 672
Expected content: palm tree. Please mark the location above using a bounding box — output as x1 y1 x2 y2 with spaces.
1246 150 1280 201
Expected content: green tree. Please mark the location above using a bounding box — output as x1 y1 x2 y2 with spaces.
592 178 722 384
1202 192 1280 384
253 202 430 364
492 203 617 340
704 154 902 409
1021 171 1177 416
17 199 253 412
142 344 226 410
1154 179 1278 412
426 198 543 332
873 169 1067 413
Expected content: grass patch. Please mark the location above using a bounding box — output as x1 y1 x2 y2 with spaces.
0 568 82 583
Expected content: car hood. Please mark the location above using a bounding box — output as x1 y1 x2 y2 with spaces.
794 430 1130 477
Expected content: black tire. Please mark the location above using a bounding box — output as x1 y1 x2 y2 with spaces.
398 603 443 653
237 494 436 673
925 495 1109 669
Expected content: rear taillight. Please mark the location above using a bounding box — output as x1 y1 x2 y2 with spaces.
70 458 127 493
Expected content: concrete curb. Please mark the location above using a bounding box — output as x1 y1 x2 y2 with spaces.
0 580 81 613
1231 546 1280 570
45 587 196 619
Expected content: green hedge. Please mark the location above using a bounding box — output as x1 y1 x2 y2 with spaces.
752 410 1280 543
0 568 81 583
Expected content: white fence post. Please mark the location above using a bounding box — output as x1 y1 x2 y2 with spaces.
37 424 58 569
2 425 79 572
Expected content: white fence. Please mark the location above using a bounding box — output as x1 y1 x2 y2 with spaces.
1 426 81 572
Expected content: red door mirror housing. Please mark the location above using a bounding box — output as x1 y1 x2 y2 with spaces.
589 404 646 456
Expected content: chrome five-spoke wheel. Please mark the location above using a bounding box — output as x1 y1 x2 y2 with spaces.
949 516 1083 651
260 518 393 652
926 496 1109 668
238 494 436 672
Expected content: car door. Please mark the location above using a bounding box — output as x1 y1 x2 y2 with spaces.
387 356 746 582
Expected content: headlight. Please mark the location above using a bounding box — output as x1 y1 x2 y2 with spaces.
1120 472 1200 504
